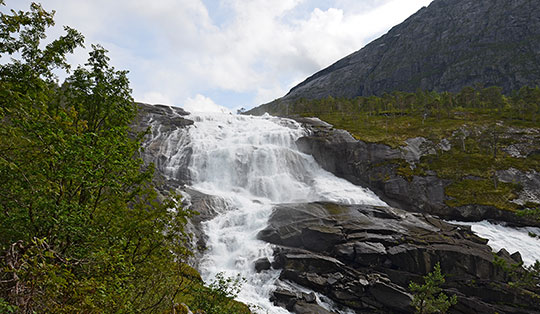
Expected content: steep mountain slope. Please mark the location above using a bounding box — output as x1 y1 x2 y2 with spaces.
250 0 539 115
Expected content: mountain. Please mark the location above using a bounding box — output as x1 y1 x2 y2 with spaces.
250 0 540 114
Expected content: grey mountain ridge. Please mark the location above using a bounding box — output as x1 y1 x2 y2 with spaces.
250 0 540 114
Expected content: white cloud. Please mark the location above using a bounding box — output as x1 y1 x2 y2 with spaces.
183 94 231 113
139 92 174 106
7 0 434 109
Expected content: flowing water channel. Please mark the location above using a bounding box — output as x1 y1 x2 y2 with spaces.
150 111 540 313
450 221 540 266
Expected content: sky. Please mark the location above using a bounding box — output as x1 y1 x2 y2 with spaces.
4 0 433 112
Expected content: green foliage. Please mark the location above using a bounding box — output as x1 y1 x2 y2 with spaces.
445 179 519 211
0 297 17 313
518 203 540 221
409 263 458 314
290 87 539 146
520 261 540 290
493 255 540 291
0 2 84 81
186 272 250 314
0 2 198 313
492 254 520 276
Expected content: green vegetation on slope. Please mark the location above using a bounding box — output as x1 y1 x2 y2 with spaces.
409 263 457 314
278 87 540 214
0 2 249 313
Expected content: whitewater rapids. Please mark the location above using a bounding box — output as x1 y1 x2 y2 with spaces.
451 221 540 266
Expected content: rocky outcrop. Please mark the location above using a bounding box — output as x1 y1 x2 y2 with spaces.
498 168 540 206
248 0 540 115
258 202 540 313
271 289 332 314
133 103 540 312
294 119 539 227
132 102 194 191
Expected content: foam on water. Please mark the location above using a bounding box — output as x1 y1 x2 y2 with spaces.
451 220 540 266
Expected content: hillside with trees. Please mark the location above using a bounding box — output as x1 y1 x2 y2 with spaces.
0 2 249 313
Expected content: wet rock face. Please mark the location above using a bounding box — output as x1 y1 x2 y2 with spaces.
270 289 331 314
248 0 540 116
254 257 271 273
132 102 194 190
295 126 449 215
259 202 538 313
133 102 192 133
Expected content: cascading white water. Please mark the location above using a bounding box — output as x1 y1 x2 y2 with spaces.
450 221 540 266
182 113 386 313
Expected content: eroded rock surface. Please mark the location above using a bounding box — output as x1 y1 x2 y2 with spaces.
133 102 194 190
258 202 540 313
132 103 222 256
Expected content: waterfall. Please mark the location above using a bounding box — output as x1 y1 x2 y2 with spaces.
147 110 540 312
179 112 385 312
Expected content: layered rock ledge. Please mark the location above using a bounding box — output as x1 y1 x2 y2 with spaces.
258 202 540 313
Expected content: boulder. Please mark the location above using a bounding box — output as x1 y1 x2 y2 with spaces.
292 301 333 314
302 292 316 303
254 257 271 273
369 281 413 312
270 288 332 314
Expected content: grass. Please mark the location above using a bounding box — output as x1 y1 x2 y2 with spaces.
445 179 519 211
304 111 464 147
301 108 539 148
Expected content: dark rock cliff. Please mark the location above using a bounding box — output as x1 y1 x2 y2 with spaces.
249 0 540 115
132 103 224 257
132 102 193 191
294 117 540 227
